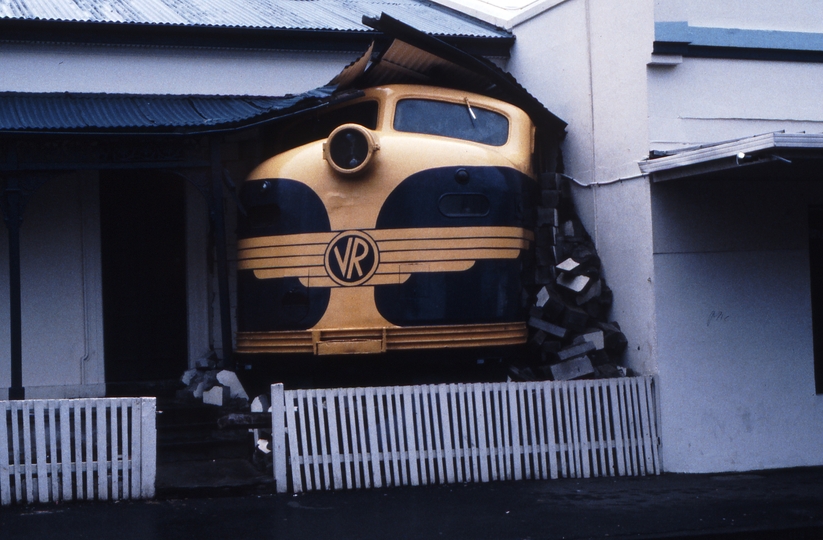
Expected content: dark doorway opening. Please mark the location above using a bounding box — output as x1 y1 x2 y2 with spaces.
809 205 823 395
101 170 188 393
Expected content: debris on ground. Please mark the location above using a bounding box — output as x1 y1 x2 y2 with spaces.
177 363 250 407
511 173 629 382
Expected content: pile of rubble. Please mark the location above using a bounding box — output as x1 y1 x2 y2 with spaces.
177 360 275 471
513 173 628 382
179 359 250 407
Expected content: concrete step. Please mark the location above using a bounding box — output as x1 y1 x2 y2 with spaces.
156 398 253 464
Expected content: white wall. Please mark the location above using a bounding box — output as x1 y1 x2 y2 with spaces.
650 0 823 151
0 42 357 96
0 173 105 398
648 58 823 151
505 0 658 375
653 176 823 472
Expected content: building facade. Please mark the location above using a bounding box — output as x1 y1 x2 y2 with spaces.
438 0 823 473
0 0 511 398
4 0 823 474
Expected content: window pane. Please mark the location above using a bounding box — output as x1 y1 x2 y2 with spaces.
394 99 509 146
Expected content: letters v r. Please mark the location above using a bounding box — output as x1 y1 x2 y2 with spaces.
333 237 353 277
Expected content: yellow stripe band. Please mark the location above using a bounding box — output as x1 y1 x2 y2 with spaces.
238 226 532 287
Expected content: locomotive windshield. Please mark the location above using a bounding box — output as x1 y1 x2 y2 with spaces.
393 99 509 146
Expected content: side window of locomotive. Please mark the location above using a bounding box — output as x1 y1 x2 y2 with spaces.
275 101 379 152
393 99 509 146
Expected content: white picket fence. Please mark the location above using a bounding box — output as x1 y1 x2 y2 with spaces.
1 397 156 505
270 376 660 493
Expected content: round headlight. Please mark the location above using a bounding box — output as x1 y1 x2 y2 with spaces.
323 123 379 176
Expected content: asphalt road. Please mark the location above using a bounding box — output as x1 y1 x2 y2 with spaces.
3 467 823 540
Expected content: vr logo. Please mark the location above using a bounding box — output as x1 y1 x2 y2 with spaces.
325 230 379 286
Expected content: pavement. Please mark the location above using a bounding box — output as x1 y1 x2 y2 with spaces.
3 461 823 539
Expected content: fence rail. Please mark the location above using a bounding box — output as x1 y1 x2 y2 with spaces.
1 397 156 505
271 377 660 493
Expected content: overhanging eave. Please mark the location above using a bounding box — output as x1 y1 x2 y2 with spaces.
641 132 823 182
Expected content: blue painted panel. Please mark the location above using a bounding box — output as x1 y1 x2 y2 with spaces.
655 22 823 61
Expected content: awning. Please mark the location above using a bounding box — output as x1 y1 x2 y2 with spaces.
0 87 339 134
640 132 823 182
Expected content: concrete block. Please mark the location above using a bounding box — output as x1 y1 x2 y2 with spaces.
251 394 271 413
557 272 590 293
557 341 596 362
528 316 567 339
217 370 249 400
195 355 216 369
550 356 595 381
562 305 590 332
537 206 559 225
574 330 605 350
181 368 198 386
203 385 229 406
541 190 561 209
576 279 602 305
535 287 550 308
556 257 580 273
534 286 566 320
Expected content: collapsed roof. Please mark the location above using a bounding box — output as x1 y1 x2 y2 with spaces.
0 14 565 139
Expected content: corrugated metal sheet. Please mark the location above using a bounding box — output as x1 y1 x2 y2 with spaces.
338 14 566 135
0 87 335 131
0 0 509 38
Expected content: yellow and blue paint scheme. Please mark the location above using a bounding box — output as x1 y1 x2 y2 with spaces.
237 85 538 355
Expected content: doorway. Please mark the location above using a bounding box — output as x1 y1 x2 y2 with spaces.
100 170 188 390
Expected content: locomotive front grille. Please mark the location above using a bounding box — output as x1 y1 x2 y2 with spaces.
236 322 527 355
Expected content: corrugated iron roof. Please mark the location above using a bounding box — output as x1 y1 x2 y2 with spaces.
0 0 509 38
0 15 563 136
0 87 337 132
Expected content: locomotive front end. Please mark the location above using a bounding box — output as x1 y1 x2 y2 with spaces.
236 85 538 357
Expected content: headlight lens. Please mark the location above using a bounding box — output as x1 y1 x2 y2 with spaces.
323 123 379 176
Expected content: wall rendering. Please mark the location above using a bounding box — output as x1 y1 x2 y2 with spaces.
504 0 658 376
648 58 823 151
0 173 105 399
652 176 823 472
0 42 356 96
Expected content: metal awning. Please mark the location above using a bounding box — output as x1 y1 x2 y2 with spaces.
640 132 823 182
0 87 338 134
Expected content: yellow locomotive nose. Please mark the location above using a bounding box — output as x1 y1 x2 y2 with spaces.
323 123 380 176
